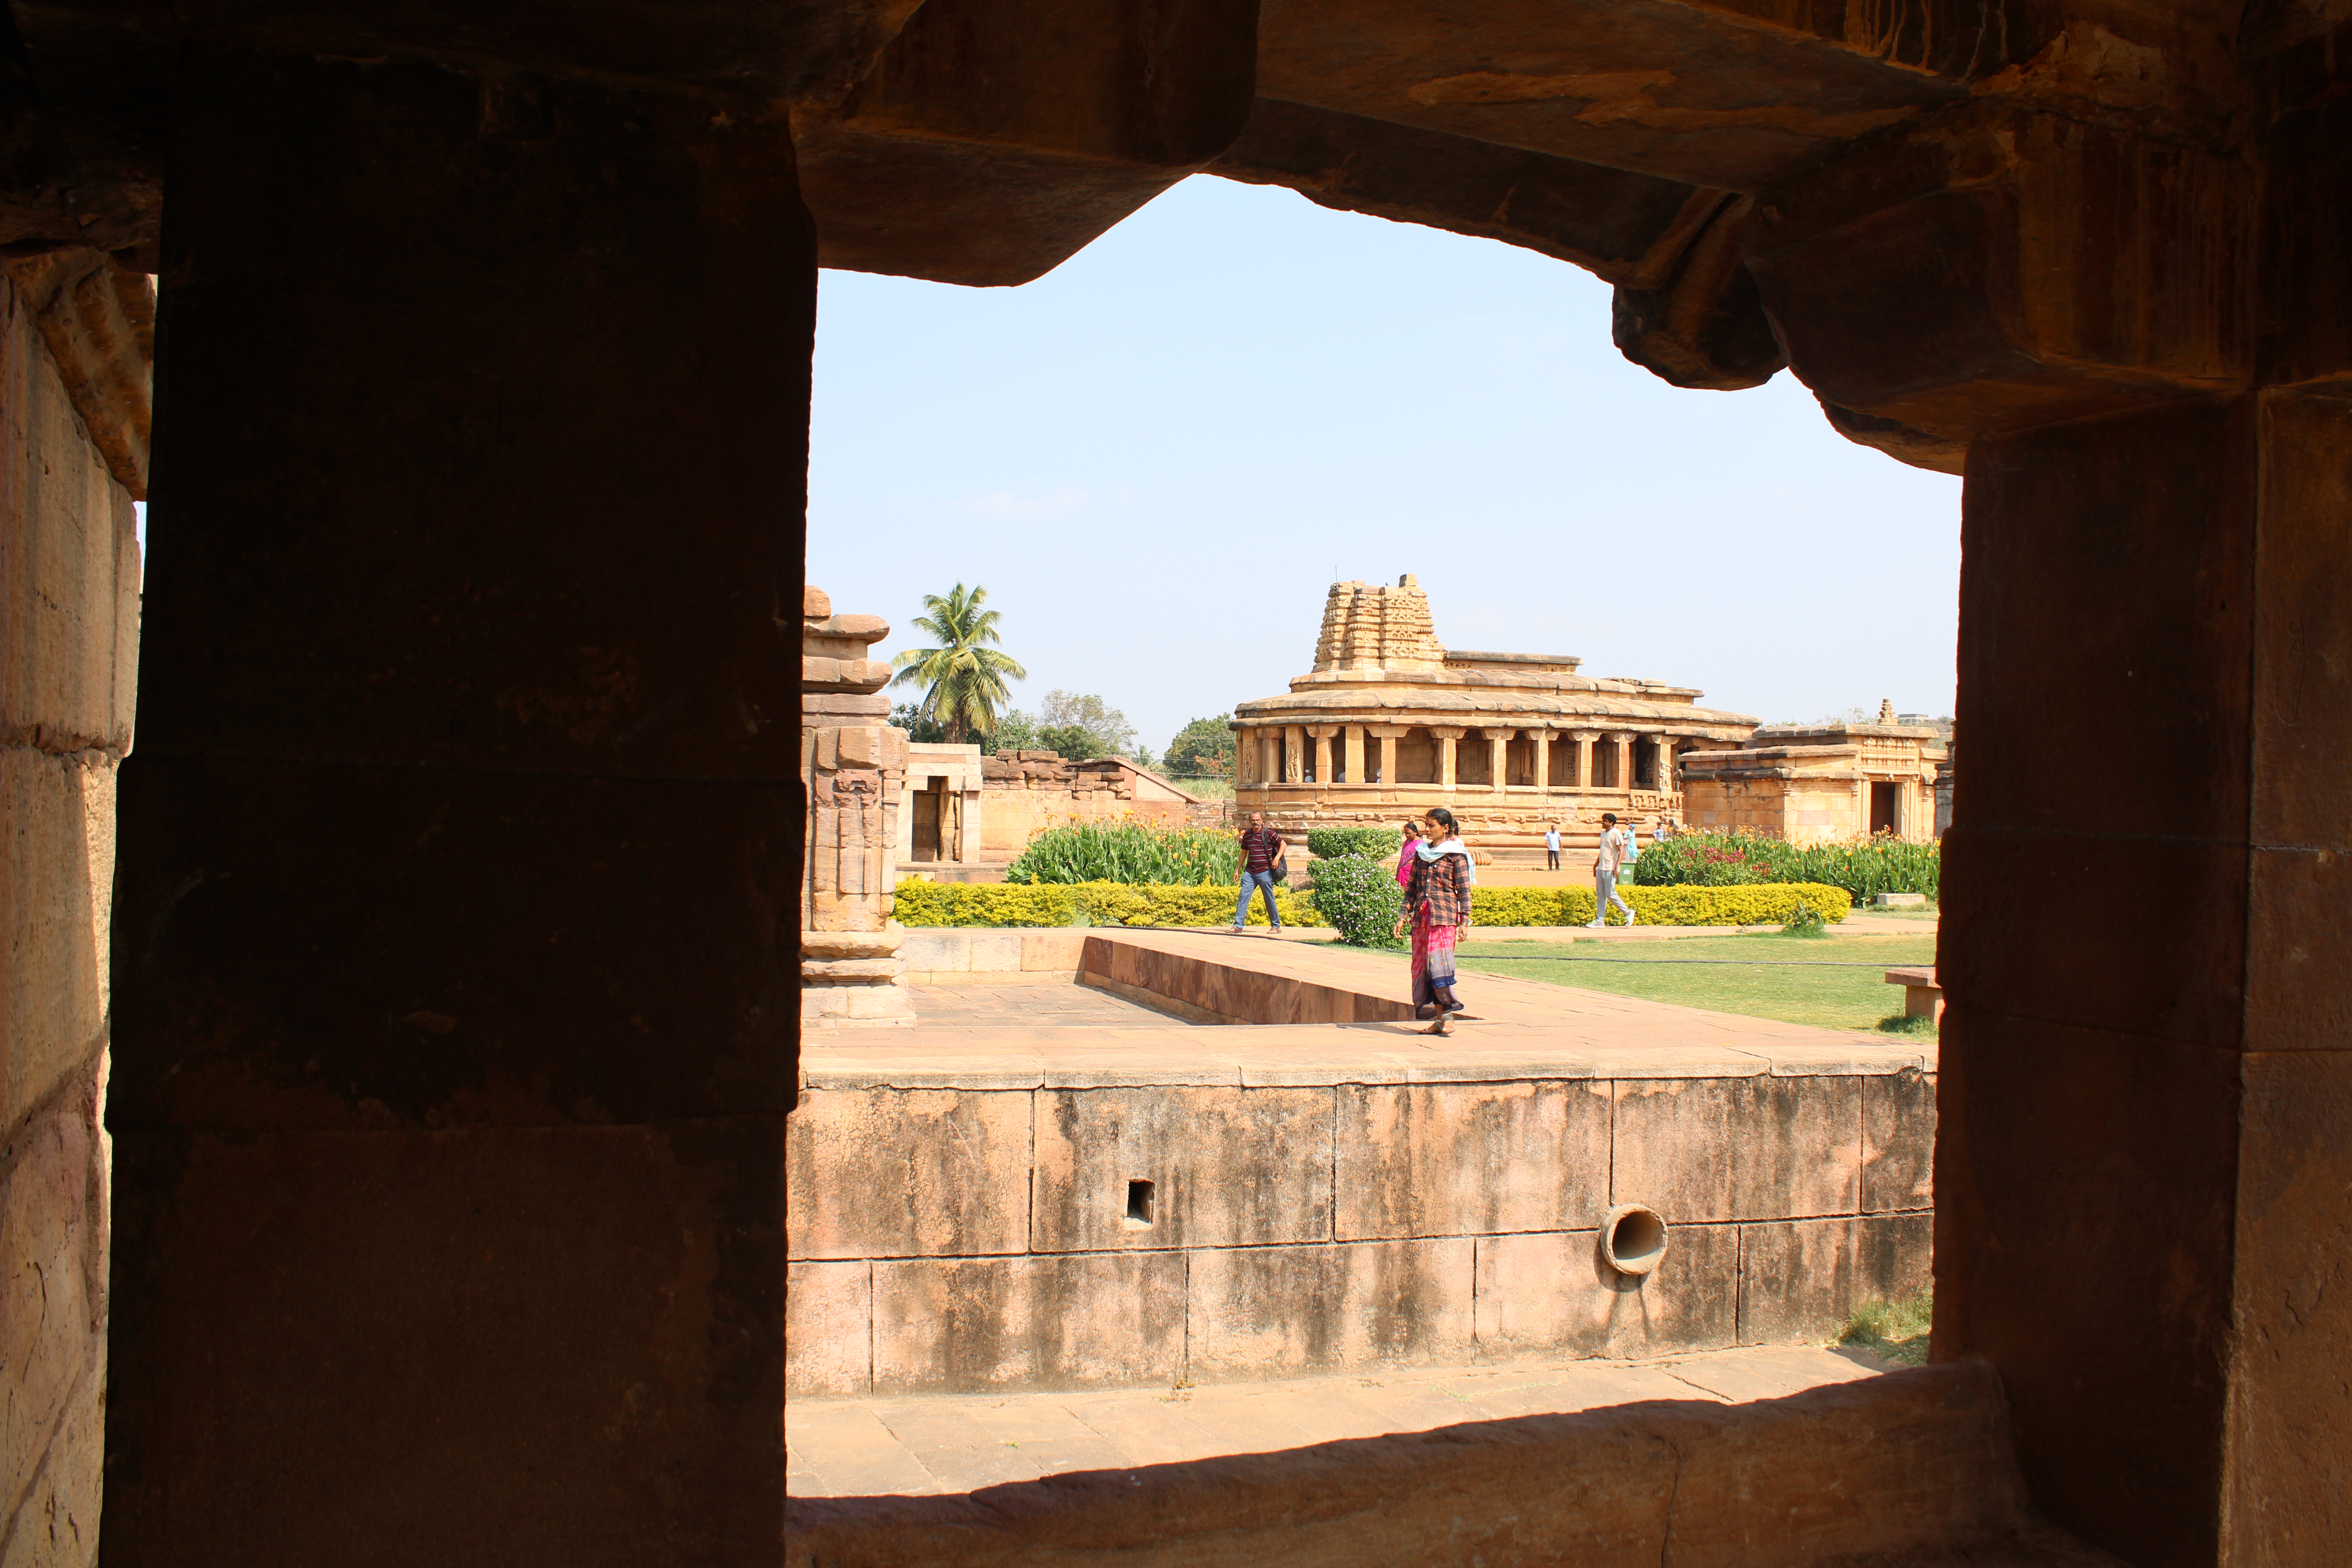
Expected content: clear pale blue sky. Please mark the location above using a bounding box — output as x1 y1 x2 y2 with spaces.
809 174 1959 761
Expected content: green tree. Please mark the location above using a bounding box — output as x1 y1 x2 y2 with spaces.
890 583 1028 743
1034 690 1138 760
983 709 1040 753
887 702 947 744
1161 715 1237 777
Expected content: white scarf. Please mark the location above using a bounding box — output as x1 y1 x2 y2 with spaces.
1411 837 1477 884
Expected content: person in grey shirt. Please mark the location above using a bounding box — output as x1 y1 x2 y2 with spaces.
1587 812 1637 927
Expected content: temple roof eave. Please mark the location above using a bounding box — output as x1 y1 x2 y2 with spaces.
1230 690 1758 734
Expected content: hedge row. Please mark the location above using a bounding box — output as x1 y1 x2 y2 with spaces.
1441 882 1853 928
895 878 1326 928
1631 830 1938 905
896 877 1845 930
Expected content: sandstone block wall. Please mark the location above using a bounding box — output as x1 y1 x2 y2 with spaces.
785 1064 1934 1396
973 751 1221 858
0 257 147 1568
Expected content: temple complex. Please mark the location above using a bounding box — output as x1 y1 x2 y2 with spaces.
1681 701 1951 845
1 0 2347 1562
1232 576 1755 849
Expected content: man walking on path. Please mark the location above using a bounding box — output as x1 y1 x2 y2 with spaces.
1231 810 1287 934
1588 812 1637 927
1543 823 1561 871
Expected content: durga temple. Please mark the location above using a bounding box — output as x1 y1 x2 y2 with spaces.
1231 576 1947 853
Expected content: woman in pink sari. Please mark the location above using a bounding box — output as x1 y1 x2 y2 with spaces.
1393 820 1421 890
1392 807 1474 1035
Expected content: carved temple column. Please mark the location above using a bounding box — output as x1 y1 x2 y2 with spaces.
1429 726 1464 790
1530 726 1551 791
1259 727 1278 787
1570 730 1594 791
1605 732 1631 793
1483 730 1507 791
1369 724 1403 787
1283 724 1305 784
104 47 802 1559
1343 725 1365 786
1308 724 1336 784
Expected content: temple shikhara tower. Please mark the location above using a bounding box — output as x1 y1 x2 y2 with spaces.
1232 576 1755 849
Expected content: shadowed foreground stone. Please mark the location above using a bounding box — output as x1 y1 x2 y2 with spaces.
787 1362 2103 1567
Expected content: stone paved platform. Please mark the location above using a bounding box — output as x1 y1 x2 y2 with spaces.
788 1343 1894 1496
810 929 1933 1090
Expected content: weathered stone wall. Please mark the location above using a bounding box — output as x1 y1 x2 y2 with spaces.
975 751 1214 858
787 1056 1933 1396
0 256 147 1567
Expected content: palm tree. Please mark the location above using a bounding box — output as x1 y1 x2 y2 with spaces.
891 583 1028 744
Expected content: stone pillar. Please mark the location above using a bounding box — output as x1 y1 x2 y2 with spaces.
1430 726 1465 790
1308 724 1336 785
1369 725 1402 787
1484 730 1506 791
1260 728 1279 787
1938 392 2352 1566
1571 731 1594 790
1531 727 1551 791
104 51 802 1559
804 589 913 1026
1283 724 1305 784
1608 732 1632 793
1343 725 1365 786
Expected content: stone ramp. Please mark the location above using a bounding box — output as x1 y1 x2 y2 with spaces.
789 1355 2109 1567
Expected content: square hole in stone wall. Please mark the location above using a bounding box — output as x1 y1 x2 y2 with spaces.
1124 1178 1155 1228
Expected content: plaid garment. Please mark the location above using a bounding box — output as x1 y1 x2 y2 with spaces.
1405 849 1473 928
1411 906 1458 1013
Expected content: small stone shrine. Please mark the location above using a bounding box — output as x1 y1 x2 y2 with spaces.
1232 576 1756 851
1679 701 1949 845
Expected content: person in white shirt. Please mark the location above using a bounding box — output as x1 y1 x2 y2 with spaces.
1543 823 1561 870
1588 812 1637 927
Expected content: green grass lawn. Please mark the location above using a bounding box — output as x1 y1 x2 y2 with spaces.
1454 932 1939 1034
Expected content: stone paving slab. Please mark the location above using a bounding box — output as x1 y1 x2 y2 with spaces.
787 1344 1894 1497
805 930 1934 1089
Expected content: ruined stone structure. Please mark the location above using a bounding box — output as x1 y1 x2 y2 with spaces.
1235 576 1754 851
0 0 2341 1563
802 588 914 1026
900 744 1218 874
1682 701 1951 845
0 250 147 1568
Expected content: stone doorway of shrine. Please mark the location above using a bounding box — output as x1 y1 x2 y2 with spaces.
1869 780 1900 836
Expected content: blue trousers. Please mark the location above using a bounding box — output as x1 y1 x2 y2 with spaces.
1233 868 1282 927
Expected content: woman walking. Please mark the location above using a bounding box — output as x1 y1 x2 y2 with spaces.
1393 807 1474 1035
1394 819 1422 890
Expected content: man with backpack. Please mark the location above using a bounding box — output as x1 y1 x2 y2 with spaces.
1230 811 1287 935
1588 811 1637 927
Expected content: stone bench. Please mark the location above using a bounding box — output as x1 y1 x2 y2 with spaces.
1886 965 1942 1024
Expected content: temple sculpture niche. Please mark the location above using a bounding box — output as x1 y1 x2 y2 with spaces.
1232 575 1754 850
